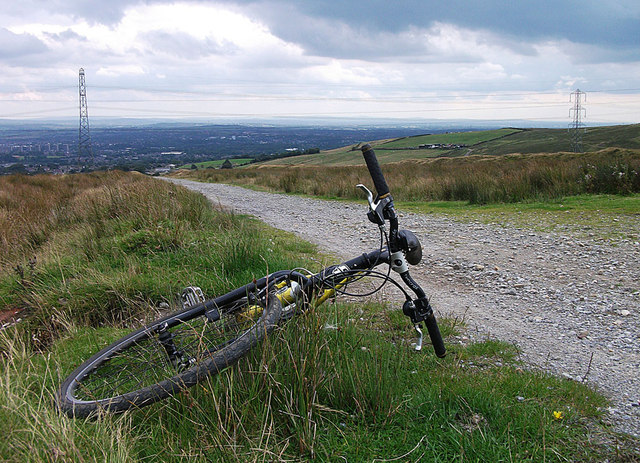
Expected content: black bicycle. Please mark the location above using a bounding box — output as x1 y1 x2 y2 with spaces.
56 145 446 418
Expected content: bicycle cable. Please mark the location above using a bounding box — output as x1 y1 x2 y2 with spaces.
319 267 411 299
318 227 410 299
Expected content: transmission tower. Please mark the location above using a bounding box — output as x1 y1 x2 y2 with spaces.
78 68 93 160
568 89 586 153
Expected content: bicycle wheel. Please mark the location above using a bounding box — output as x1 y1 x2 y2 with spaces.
56 288 282 418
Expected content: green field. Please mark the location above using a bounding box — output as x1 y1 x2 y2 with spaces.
472 124 640 155
180 158 253 169
382 128 522 148
262 146 453 166
255 124 640 167
172 124 640 169
258 129 513 166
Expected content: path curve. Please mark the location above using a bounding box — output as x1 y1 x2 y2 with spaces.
164 178 640 438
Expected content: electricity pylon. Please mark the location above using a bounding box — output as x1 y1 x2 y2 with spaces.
78 68 93 160
569 89 586 153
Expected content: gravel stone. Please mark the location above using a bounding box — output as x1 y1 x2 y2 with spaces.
165 178 640 438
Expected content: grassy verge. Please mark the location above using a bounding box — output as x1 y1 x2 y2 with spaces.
0 172 316 346
180 158 253 169
172 147 640 241
173 148 640 204
3 302 637 462
398 194 640 242
1 172 638 461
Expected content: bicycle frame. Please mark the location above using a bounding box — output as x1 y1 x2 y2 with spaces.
274 249 389 311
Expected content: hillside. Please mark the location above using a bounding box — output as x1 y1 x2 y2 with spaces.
257 124 640 166
472 124 640 156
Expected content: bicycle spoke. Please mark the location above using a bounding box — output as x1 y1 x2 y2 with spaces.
71 307 260 402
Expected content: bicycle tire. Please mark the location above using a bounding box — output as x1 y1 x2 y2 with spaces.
56 290 282 418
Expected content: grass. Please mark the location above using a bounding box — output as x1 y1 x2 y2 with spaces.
398 194 640 242
180 158 253 169
471 124 640 156
173 148 640 205
257 128 522 166
259 147 453 166
0 172 317 347
381 128 522 149
1 171 638 461
2 302 636 462
255 124 640 167
171 147 640 242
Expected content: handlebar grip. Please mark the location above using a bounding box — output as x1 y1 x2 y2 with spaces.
425 313 446 358
361 144 390 197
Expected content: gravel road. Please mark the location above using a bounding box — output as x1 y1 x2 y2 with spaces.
165 178 640 438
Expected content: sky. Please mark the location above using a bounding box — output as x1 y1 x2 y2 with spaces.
1 0 640 124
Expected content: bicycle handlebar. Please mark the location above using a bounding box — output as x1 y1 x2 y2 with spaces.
361 144 390 198
359 143 446 358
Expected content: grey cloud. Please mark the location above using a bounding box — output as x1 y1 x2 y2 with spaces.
558 40 640 65
10 0 640 54
244 6 468 62
242 0 639 61
243 8 524 65
0 28 48 59
274 0 640 49
44 29 88 43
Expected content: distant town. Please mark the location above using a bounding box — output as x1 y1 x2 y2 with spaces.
0 123 439 176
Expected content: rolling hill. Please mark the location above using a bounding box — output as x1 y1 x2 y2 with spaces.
257 124 640 166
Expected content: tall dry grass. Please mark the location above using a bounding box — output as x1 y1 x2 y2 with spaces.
1 170 318 350
0 171 220 270
1 172 139 269
178 148 640 204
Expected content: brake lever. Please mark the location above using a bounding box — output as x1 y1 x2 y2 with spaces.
356 184 390 226
356 184 375 210
414 324 424 351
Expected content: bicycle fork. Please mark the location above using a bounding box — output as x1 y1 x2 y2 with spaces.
154 286 208 370
155 323 196 371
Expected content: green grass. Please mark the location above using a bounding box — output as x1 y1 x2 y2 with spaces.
0 172 317 346
175 148 640 206
181 158 253 169
258 128 522 166
398 193 640 241
269 147 454 166
2 302 636 462
381 128 522 149
250 124 639 167
1 172 638 461
472 124 640 156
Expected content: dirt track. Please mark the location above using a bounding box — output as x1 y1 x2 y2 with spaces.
165 178 640 438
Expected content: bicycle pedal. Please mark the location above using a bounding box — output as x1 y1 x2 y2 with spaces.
181 286 205 309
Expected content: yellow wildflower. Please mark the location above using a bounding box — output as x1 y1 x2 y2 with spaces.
553 411 564 420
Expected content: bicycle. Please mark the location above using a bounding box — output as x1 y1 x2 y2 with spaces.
56 145 446 418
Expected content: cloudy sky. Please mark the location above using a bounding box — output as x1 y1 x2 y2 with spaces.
2 0 639 124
